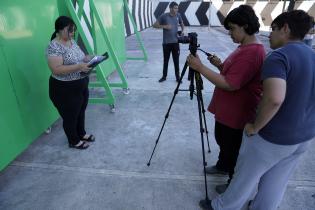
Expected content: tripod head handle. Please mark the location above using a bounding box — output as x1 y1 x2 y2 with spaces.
197 48 213 57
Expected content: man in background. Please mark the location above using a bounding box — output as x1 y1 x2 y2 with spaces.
153 1 185 83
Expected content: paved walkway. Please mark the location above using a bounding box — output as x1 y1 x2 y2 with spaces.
0 27 314 210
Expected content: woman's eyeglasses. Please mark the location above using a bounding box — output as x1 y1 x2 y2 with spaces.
68 27 76 33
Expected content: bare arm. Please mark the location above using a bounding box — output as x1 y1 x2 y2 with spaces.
47 56 91 75
187 54 235 91
245 78 286 135
180 22 185 34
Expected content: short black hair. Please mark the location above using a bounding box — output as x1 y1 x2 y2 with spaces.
169 2 178 9
224 5 260 35
272 10 313 40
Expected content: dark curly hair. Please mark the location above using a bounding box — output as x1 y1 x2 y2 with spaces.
224 5 260 35
272 10 313 40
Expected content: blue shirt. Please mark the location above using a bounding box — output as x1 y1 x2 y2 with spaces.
158 13 183 44
259 42 315 145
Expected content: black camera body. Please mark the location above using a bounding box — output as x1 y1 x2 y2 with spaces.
177 32 198 45
177 32 200 98
177 32 198 55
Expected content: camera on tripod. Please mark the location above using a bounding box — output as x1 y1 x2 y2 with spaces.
177 32 198 51
177 32 199 88
178 32 213 57
148 30 212 207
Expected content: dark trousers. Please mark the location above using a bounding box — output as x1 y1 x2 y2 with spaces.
49 76 89 145
214 121 243 180
162 43 180 79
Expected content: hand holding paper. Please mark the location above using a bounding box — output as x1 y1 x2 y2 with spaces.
87 52 109 68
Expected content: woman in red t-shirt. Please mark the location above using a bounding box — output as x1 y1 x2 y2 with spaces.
187 5 266 193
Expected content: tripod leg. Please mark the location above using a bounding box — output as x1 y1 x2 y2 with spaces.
147 62 189 166
194 72 210 202
198 89 211 153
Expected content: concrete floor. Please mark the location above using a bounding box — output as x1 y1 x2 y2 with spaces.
0 27 315 210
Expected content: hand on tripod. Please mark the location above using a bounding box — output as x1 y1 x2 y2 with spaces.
187 53 204 72
208 54 223 71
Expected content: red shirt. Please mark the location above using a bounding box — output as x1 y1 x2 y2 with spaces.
208 44 265 129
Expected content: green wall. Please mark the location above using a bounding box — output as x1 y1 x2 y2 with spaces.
0 0 127 171
0 0 59 171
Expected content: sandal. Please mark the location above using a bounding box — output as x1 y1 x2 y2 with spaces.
69 141 89 149
81 134 95 142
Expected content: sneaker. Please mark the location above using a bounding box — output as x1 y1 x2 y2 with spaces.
215 183 229 194
199 199 213 210
248 200 252 208
158 77 166 82
205 165 228 175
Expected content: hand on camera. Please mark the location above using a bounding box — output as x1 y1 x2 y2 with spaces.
244 123 258 137
208 54 222 68
78 63 92 72
187 54 203 72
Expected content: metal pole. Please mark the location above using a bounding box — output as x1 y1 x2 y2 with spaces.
208 1 212 31
282 0 287 12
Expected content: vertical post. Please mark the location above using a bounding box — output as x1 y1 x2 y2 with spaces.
287 0 296 12
282 0 287 12
208 1 212 31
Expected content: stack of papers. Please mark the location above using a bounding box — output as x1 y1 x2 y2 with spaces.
87 52 109 68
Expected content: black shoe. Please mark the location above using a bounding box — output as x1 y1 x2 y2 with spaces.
215 183 229 194
158 77 166 82
199 199 213 210
69 141 89 150
248 200 252 208
80 134 95 142
205 165 228 175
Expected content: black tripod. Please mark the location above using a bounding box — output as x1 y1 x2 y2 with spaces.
147 41 213 209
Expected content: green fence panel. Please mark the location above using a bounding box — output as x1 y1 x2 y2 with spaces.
94 0 127 74
0 46 28 170
0 0 59 170
0 0 135 170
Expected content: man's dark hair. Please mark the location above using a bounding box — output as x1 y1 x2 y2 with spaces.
272 10 313 40
169 2 178 9
224 5 260 35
